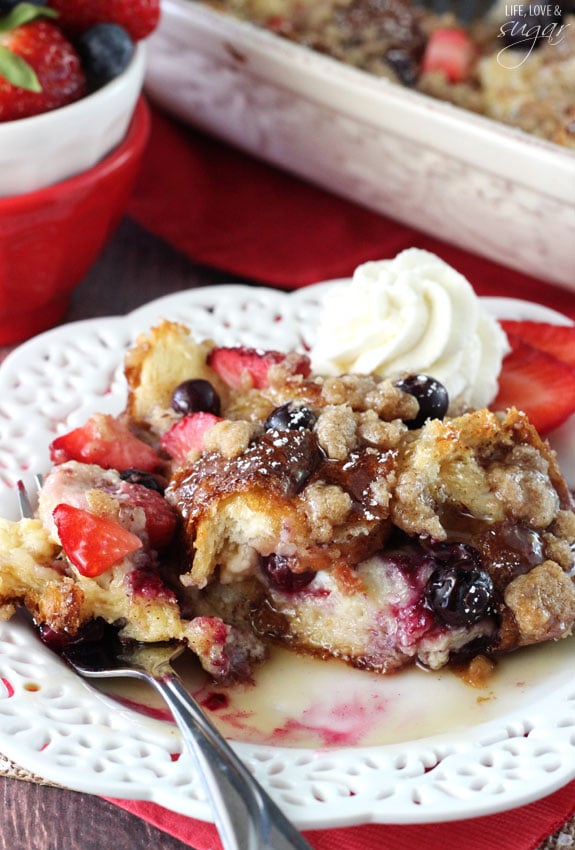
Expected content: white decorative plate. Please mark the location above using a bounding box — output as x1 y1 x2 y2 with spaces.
1 284 575 828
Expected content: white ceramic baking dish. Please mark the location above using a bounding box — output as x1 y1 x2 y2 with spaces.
145 0 575 289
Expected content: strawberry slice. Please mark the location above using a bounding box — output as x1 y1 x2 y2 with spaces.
500 320 575 369
208 346 311 390
160 412 222 464
421 28 477 83
491 333 575 434
53 503 142 577
50 414 160 473
118 483 177 550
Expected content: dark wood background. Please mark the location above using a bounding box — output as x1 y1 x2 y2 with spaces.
0 780 195 850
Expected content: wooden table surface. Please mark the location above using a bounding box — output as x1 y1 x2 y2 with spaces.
0 217 571 850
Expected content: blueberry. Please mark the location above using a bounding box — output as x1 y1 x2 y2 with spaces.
171 379 221 416
395 374 449 429
77 23 134 90
421 540 481 570
425 566 495 627
264 403 317 432
119 468 164 493
261 554 315 592
385 48 419 86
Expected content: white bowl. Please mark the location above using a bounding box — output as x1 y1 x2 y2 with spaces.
0 42 145 197
145 1 575 291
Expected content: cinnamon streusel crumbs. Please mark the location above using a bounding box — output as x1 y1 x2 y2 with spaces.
542 533 575 571
357 409 408 449
504 561 575 644
320 373 419 421
486 444 560 528
203 419 262 458
542 510 575 571
550 509 575 542
315 404 358 459
300 481 353 542
85 488 122 523
363 381 420 420
392 409 565 540
321 374 382 407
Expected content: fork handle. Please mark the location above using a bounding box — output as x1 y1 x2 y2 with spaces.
150 672 313 850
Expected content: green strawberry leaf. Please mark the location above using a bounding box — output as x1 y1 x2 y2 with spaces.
0 3 58 34
0 44 40 91
0 3 59 91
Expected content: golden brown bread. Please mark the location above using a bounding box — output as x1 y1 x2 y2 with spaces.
2 318 575 681
125 320 228 434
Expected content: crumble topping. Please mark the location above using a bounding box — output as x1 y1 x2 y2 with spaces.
321 374 382 406
315 404 357 459
320 373 419 420
542 533 575 572
391 408 566 540
542 512 575 571
550 508 575 542
85 489 123 523
356 409 408 449
486 444 560 528
203 418 262 458
299 481 353 542
504 561 575 644
3 317 575 684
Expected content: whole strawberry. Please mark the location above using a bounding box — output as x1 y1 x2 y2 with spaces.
0 3 85 121
47 0 160 41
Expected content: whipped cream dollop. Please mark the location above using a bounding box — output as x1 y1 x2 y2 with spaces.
310 249 509 411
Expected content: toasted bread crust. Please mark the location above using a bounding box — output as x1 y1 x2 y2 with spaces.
125 320 228 433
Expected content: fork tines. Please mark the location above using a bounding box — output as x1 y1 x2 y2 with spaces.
16 475 44 520
16 481 33 520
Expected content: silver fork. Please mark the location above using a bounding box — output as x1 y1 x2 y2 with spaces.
17 481 313 850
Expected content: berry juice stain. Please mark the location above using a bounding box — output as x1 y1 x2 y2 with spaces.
0 678 14 698
199 691 229 712
270 693 389 748
113 695 173 723
95 638 575 750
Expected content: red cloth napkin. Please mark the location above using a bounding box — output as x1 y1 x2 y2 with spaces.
120 103 575 848
127 105 575 320
107 779 575 850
